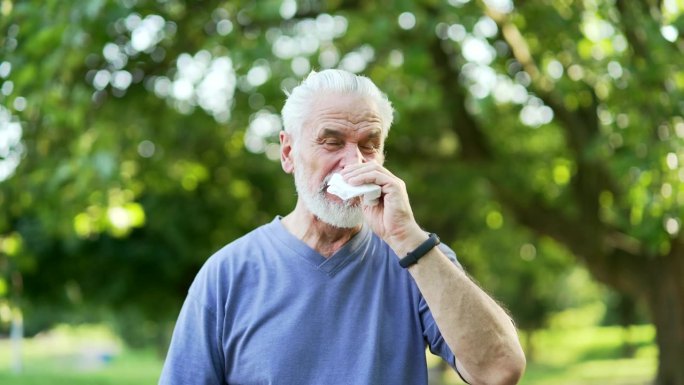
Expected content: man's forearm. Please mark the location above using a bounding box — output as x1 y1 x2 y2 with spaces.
393 235 526 385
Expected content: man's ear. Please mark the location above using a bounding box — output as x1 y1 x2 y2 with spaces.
280 131 295 174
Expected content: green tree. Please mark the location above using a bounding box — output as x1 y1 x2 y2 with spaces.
1 0 683 383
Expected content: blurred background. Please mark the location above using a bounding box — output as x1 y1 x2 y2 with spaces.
1 0 683 384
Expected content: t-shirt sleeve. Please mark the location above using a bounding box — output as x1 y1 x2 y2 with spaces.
159 265 225 385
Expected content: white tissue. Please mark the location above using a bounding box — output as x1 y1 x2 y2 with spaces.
327 173 381 205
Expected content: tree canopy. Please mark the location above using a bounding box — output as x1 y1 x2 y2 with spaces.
1 0 683 382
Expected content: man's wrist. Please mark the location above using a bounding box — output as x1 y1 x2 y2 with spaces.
389 225 430 257
398 233 440 268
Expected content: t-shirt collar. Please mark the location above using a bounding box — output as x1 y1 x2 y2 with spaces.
270 216 372 276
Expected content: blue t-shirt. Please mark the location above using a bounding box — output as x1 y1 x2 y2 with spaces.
159 217 460 385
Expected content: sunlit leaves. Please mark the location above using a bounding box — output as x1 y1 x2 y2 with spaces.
73 201 145 239
168 160 209 191
0 232 22 257
1 0 683 343
151 51 236 121
244 109 282 158
0 106 22 181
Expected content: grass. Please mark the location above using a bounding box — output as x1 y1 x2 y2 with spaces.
0 324 657 385
0 349 162 385
520 325 656 385
0 324 163 385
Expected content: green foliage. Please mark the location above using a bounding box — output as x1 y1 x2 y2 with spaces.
0 0 682 365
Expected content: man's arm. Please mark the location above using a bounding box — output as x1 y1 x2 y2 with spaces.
343 162 526 385
392 231 526 385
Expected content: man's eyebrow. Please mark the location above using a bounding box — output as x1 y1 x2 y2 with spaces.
318 127 383 140
365 130 382 139
319 128 345 138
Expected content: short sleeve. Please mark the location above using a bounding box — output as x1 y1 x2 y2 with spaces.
159 269 225 385
420 294 456 367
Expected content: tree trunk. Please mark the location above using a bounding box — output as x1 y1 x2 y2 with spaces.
616 294 637 358
10 271 23 374
646 253 684 385
524 329 535 363
10 306 23 373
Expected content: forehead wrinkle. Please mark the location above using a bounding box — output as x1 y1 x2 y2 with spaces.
311 110 383 129
302 93 385 139
306 113 382 138
309 95 382 122
318 107 381 122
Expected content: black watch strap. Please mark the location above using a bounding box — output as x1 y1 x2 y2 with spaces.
398 233 440 268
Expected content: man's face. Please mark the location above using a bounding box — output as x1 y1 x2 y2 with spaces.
291 92 385 228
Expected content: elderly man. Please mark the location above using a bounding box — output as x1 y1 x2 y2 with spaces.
159 69 525 385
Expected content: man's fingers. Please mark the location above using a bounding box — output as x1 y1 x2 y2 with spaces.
342 163 398 187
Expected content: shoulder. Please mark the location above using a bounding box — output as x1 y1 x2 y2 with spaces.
186 219 280 304
211 224 272 262
204 218 282 269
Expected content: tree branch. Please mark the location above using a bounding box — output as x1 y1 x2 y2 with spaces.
495 182 647 295
487 8 621 224
428 38 493 161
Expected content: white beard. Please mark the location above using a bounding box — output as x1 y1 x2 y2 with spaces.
293 159 364 229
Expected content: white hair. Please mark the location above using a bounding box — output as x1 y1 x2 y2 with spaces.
281 69 394 144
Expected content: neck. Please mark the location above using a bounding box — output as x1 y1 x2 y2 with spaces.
281 201 362 258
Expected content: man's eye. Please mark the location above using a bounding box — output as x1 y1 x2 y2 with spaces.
361 144 378 153
323 140 343 148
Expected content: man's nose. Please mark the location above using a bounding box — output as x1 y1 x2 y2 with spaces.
340 143 366 166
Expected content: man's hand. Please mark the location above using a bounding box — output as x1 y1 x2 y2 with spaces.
341 162 426 255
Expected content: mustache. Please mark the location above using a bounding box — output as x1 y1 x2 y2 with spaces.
314 172 361 208
320 173 335 193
